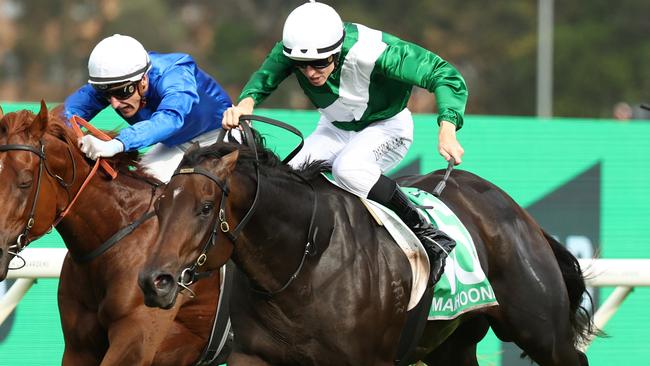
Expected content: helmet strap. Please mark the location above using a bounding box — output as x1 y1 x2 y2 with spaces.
332 53 341 69
137 76 148 109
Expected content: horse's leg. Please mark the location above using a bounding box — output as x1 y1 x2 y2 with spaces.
59 267 106 366
450 177 587 365
401 171 592 366
421 316 490 366
99 306 178 366
485 252 584 365
491 308 586 366
60 306 105 366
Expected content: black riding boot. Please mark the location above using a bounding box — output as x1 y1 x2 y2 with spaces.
368 175 456 286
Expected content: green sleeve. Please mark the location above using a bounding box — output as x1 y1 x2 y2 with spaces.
238 42 294 105
377 35 468 129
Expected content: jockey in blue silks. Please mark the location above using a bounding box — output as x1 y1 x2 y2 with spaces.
64 34 233 182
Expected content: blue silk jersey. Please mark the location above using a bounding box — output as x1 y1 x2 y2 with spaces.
64 52 232 151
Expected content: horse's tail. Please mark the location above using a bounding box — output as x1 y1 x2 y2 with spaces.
543 231 600 347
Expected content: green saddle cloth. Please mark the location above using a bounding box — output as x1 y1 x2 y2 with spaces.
402 187 498 319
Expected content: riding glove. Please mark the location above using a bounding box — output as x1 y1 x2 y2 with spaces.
78 135 124 160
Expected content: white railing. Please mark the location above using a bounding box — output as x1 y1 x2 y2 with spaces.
1 248 66 324
1 250 648 351
576 258 650 351
6 248 67 279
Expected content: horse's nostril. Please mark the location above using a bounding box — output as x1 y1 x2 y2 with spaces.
0 248 3 259
154 274 175 290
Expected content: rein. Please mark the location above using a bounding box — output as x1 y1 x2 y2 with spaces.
173 116 317 297
72 209 157 264
65 116 158 263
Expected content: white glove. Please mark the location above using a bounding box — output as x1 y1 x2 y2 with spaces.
78 135 124 160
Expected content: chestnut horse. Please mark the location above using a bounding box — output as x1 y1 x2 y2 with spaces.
138 123 596 366
0 102 229 365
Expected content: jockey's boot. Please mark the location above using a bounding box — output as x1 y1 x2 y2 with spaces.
368 175 456 286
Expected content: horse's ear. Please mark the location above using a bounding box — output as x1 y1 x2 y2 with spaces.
30 100 49 136
213 149 239 176
0 105 4 119
186 142 201 155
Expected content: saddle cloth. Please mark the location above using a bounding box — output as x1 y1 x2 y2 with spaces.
322 174 498 318
361 198 430 311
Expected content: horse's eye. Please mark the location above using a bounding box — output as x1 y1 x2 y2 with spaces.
200 202 214 216
17 170 33 189
17 180 33 189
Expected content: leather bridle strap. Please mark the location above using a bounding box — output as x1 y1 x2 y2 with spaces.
0 143 46 251
71 210 156 263
53 115 119 224
0 144 44 156
0 115 119 261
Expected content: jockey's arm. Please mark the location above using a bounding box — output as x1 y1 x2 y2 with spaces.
376 36 468 165
116 66 199 151
438 120 463 165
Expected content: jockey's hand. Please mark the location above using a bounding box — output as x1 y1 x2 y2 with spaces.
438 120 464 165
222 98 255 130
78 135 124 160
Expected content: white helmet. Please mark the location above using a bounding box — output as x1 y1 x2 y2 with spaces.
88 34 151 85
282 1 344 61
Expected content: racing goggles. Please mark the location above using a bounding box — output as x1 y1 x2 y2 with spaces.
293 55 337 70
93 80 139 100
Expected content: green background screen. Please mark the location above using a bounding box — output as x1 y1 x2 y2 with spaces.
1 103 649 365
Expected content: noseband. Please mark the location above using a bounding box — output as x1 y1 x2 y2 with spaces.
172 165 240 297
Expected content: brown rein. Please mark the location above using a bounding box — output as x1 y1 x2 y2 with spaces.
53 115 117 222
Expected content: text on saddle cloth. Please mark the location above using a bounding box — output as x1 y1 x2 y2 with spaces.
400 187 498 320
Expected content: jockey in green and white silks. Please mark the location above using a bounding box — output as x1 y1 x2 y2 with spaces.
222 1 468 286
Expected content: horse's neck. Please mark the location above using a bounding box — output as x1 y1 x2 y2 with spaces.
232 174 332 294
57 172 156 255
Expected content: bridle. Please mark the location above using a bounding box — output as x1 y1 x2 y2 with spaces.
0 115 117 268
0 142 50 258
0 138 79 266
172 115 318 297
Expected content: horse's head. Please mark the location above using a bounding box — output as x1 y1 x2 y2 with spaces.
139 144 241 309
0 101 83 279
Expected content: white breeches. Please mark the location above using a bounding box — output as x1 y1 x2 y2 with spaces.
140 128 241 183
288 108 413 198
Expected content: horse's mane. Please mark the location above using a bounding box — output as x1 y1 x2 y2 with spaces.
180 130 327 181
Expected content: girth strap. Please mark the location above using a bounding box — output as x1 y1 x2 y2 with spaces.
193 261 236 365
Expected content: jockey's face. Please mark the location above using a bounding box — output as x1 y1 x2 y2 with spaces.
294 56 336 86
106 75 148 118
296 59 335 87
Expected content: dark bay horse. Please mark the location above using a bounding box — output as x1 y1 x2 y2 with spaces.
138 133 596 365
0 102 227 365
